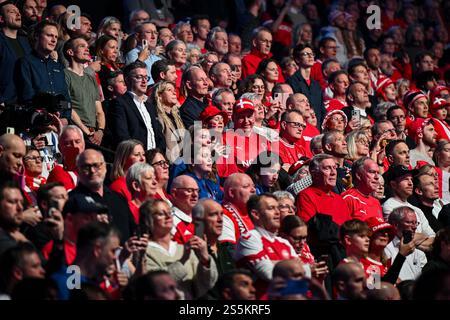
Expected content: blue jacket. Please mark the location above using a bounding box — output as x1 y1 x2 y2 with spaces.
0 32 31 103
185 171 224 203
15 51 70 105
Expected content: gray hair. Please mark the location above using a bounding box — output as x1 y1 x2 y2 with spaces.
310 134 324 153
166 40 186 57
240 92 260 103
173 21 191 38
374 102 396 122
309 153 334 174
273 191 295 202
135 21 156 34
351 156 371 185
388 206 415 226
322 130 340 149
212 87 234 106
209 61 229 78
207 26 227 47
60 125 84 144
126 162 154 193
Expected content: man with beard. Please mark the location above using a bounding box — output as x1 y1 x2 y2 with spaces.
342 157 383 220
17 0 38 34
209 62 233 90
64 37 105 146
15 21 71 121
408 118 437 167
0 1 31 104
322 130 350 194
206 26 228 61
364 47 383 90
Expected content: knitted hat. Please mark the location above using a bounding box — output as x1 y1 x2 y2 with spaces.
321 109 348 131
403 90 427 112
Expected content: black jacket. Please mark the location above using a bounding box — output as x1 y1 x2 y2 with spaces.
108 92 166 151
179 96 209 128
69 184 136 243
286 70 326 128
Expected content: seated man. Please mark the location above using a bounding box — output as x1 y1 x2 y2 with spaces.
322 130 351 194
407 118 437 167
342 157 383 220
219 173 256 245
216 269 256 300
332 262 367 300
235 194 297 298
296 154 351 226
385 206 427 281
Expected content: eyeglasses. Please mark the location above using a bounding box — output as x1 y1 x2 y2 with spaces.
176 187 199 194
24 156 43 162
152 160 170 168
403 220 420 227
329 117 344 122
285 121 307 129
382 128 396 134
278 204 297 212
300 52 315 58
131 75 149 82
425 172 439 178
79 162 104 173
290 235 308 242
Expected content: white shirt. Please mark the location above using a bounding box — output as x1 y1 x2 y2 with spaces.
130 91 156 150
384 237 427 281
409 148 435 168
382 197 436 237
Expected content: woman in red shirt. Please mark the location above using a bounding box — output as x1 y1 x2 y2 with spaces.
145 148 173 205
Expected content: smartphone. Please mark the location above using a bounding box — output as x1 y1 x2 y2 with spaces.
6 127 15 134
351 109 361 122
46 199 59 218
316 254 329 264
403 230 413 244
192 205 205 238
142 39 148 48
134 224 142 238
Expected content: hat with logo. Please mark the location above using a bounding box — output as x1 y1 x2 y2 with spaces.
233 98 255 114
365 216 396 241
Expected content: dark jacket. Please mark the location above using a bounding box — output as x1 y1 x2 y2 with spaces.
286 70 326 128
15 50 70 104
179 96 209 128
69 184 136 243
0 32 31 103
108 92 166 151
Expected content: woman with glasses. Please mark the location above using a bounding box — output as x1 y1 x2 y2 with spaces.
346 130 370 163
150 81 185 162
184 145 223 202
110 139 146 202
239 74 268 106
145 148 173 205
140 199 218 299
273 191 296 221
23 147 46 205
321 109 348 133
246 151 282 195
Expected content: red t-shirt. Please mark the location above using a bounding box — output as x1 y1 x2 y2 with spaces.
311 60 327 89
296 186 352 225
324 98 347 111
241 49 285 83
273 138 307 166
110 176 131 202
341 188 383 221
360 257 389 280
47 165 77 191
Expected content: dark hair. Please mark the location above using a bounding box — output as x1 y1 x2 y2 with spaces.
416 71 439 91
386 105 404 120
151 59 176 83
10 278 58 300
216 269 253 298
36 182 64 211
76 222 117 258
339 219 369 242
63 36 88 61
238 74 266 97
363 46 380 61
190 15 209 29
279 215 306 235
385 139 407 157
0 180 22 202
245 151 282 192
319 37 336 49
415 50 434 65
145 148 167 165
348 59 368 77
293 43 313 61
123 60 147 85
33 20 58 38
255 58 278 77
123 270 174 300
328 70 348 84
413 269 450 300
247 193 278 221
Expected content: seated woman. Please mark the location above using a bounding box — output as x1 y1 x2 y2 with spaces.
126 163 158 224
141 199 218 299
145 148 173 205
256 58 280 96
279 215 328 281
200 105 228 136
245 151 282 194
345 130 370 164
151 81 185 163
110 139 146 201
184 146 223 202
321 109 348 134
23 147 47 205
273 191 296 220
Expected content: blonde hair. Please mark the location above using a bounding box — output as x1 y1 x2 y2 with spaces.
346 130 370 161
110 139 144 181
151 81 185 136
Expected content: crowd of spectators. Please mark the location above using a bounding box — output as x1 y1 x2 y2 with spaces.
2 0 450 301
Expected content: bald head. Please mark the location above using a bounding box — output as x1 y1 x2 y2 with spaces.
273 259 306 280
286 93 311 114
0 134 26 177
333 262 366 300
366 282 401 300
223 173 256 210
171 175 199 214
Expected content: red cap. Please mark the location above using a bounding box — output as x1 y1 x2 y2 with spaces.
376 77 394 94
430 85 449 104
430 96 450 111
321 109 348 131
288 158 311 176
200 105 229 125
407 117 434 140
365 216 396 241
233 98 255 114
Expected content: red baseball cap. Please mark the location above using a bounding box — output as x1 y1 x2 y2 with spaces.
365 216 396 241
233 98 255 114
407 117 434 141
200 105 229 125
430 96 450 111
430 85 450 104
288 158 311 176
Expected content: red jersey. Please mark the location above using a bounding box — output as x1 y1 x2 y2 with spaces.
274 138 307 166
433 118 450 141
311 60 327 89
324 98 347 111
241 49 285 83
171 207 194 244
219 202 254 244
47 165 77 191
360 257 389 283
341 188 383 221
235 227 297 299
296 186 352 225
299 243 315 265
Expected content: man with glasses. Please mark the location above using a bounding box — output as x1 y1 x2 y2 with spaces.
386 105 416 149
275 110 308 170
169 175 199 245
241 27 284 82
287 44 325 127
342 157 383 220
109 61 165 151
125 22 162 85
69 149 135 243
385 206 427 281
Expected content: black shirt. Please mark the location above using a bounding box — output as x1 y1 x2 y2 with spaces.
415 202 444 233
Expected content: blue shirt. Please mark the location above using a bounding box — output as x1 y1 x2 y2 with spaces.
15 51 70 104
51 265 96 300
125 46 161 85
185 171 224 203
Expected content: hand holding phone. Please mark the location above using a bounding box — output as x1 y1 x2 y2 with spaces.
402 230 413 244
